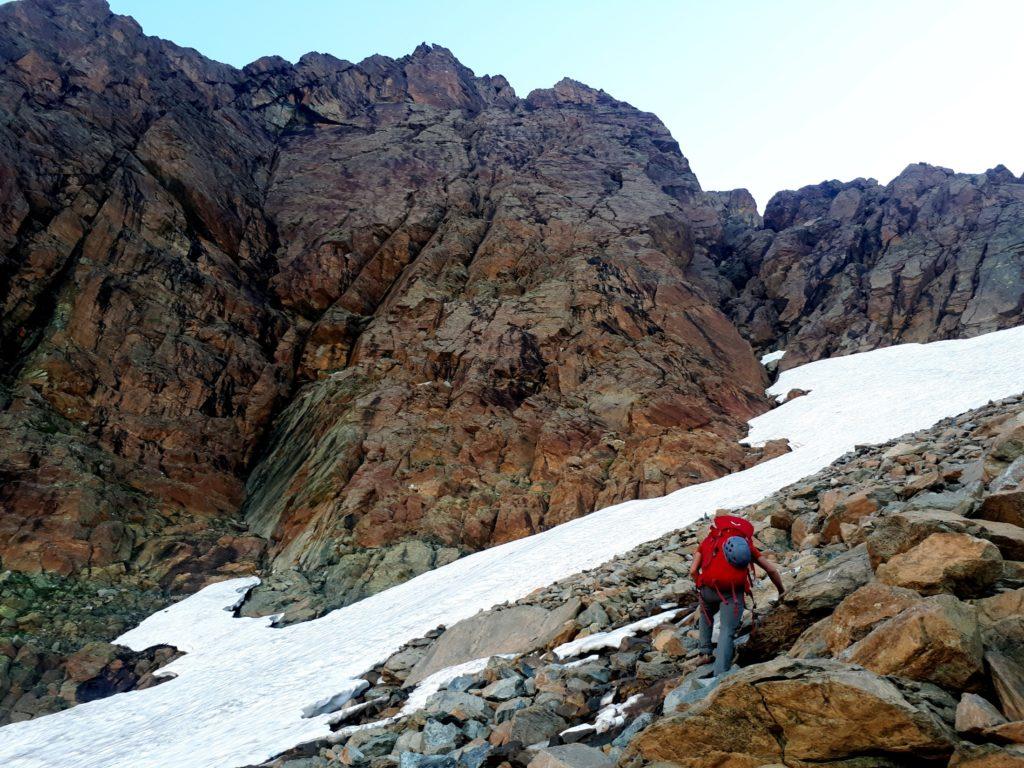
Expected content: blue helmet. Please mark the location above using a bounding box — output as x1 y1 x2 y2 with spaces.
723 535 753 568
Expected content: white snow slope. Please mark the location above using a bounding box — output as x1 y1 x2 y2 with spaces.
2 325 1023 768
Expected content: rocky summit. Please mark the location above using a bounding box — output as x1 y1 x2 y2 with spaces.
717 167 1024 368
0 0 1023 757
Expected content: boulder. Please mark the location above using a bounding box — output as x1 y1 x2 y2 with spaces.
456 740 491 768
987 651 1024 721
423 691 492 722
842 594 984 690
347 729 400 758
982 617 1024 669
577 602 610 630
820 489 881 541
407 600 581 684
970 519 1024 561
662 676 716 716
741 545 874 663
527 744 614 768
986 721 1024 744
866 508 1024 565
63 642 119 684
876 533 1002 597
506 705 567 746
629 658 956 767
422 720 461 756
949 742 1024 766
385 647 429 679
983 418 1024 482
978 489 1024 528
787 616 831 659
789 513 819 548
974 588 1024 627
866 509 975 568
337 742 366 766
399 754 456 768
737 604 803 665
785 545 874 616
613 712 655 747
480 677 523 701
991 457 1024 493
956 693 1008 735
494 697 531 724
976 590 1024 668
1005 559 1024 580
651 629 686 657
824 581 921 654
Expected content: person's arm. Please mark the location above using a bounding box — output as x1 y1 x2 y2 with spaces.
689 550 702 582
755 554 785 598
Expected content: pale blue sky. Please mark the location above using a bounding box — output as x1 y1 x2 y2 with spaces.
103 0 1023 210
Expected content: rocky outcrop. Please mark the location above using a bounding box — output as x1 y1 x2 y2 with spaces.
0 635 178 725
238 62 769 585
3 0 1024 622
717 165 1024 367
0 0 767 612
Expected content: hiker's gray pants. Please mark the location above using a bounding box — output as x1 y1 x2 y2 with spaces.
697 586 744 677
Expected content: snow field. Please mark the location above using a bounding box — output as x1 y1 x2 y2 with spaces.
1 325 1022 768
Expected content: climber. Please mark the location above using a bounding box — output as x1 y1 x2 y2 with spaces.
689 514 785 678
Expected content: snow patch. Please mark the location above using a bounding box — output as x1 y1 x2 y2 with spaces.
2 326 1023 768
553 609 682 660
594 693 642 733
398 655 512 716
760 349 786 365
302 681 368 719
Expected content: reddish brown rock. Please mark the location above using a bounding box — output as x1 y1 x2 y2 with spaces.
979 490 1024 528
820 489 880 541
975 589 1024 627
876 533 1003 597
0 0 769 598
629 658 956 767
987 721 1024 745
824 581 921 654
841 593 984 690
63 642 119 684
717 167 1024 368
2 0 1024 618
983 417 1024 483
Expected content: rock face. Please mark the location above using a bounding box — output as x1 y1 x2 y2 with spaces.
717 166 1024 368
238 65 769 582
0 0 768 609
3 0 1024 620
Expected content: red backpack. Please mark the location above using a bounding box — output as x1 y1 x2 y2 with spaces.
697 514 756 593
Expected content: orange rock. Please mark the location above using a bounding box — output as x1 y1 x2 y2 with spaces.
876 533 1003 597
825 581 921 654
